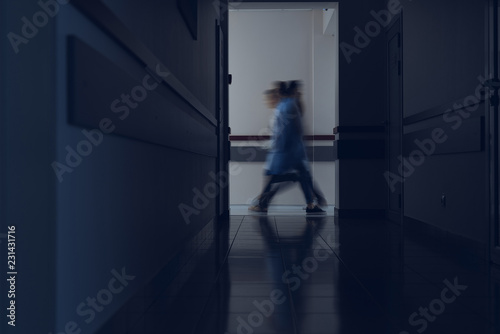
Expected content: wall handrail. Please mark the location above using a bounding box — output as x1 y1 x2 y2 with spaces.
229 135 335 141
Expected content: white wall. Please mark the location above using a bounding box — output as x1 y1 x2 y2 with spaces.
229 8 337 206
229 9 314 134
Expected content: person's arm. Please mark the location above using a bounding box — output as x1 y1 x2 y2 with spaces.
297 97 304 116
273 104 288 151
296 91 304 116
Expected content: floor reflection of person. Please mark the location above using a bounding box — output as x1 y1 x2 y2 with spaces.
257 216 330 331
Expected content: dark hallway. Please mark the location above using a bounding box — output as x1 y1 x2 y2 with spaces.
1 0 500 333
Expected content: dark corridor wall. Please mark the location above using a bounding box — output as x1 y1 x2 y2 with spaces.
402 0 489 246
1 0 227 333
336 0 490 245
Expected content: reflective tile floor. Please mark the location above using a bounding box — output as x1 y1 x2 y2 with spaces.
131 214 500 334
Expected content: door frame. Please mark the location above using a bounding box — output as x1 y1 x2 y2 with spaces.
216 18 230 220
385 14 403 224
488 0 500 264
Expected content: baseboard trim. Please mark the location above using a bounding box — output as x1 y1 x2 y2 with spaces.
334 208 386 219
403 216 488 261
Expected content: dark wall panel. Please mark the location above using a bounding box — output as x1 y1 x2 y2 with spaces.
403 116 484 156
401 0 489 244
338 0 387 126
102 0 219 118
404 153 487 243
403 0 487 117
69 37 217 157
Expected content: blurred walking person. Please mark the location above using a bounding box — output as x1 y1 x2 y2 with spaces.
249 81 325 214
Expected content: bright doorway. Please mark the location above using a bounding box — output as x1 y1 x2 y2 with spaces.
227 2 339 209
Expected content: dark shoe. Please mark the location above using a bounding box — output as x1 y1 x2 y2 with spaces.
306 205 325 214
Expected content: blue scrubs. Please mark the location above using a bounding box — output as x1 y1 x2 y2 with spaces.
263 97 313 204
265 98 306 175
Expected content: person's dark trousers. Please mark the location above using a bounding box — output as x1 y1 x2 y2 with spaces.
294 162 314 204
259 164 313 208
258 173 299 208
